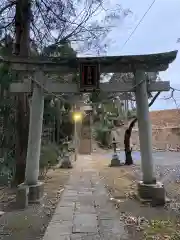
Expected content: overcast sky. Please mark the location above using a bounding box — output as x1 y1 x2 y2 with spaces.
93 0 180 111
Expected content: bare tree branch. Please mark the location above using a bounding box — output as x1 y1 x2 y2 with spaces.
0 2 15 16
162 86 180 108
0 0 131 54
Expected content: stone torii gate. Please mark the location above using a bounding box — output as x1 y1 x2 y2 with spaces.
1 50 177 206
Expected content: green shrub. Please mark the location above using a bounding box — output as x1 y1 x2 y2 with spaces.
39 143 59 179
95 125 111 148
127 109 136 119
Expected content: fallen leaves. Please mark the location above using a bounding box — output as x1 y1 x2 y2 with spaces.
120 213 149 230
43 188 65 216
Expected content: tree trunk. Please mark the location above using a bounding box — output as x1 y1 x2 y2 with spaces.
124 91 161 166
14 96 30 185
13 0 31 186
124 118 137 165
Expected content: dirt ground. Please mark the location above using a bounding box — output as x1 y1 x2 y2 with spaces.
0 167 72 240
92 154 180 240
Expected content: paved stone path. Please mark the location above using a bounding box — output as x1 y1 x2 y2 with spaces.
43 155 129 240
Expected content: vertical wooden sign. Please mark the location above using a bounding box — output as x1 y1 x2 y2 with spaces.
79 62 100 92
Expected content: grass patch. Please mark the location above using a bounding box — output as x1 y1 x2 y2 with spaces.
144 219 180 240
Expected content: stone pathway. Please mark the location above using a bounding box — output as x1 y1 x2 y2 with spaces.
42 155 129 240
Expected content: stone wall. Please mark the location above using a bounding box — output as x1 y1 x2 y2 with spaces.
113 109 180 151
115 126 180 151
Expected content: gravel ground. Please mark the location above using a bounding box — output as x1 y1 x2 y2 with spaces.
107 150 180 181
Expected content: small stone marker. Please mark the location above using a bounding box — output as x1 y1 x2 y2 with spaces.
112 137 117 153
110 138 121 167
60 141 73 168
0 211 5 217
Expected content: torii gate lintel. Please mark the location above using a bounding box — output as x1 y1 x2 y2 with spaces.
1 49 177 73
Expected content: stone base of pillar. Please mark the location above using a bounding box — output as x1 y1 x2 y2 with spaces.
28 181 44 203
137 181 166 206
109 153 121 167
16 181 44 208
60 155 73 169
16 184 29 209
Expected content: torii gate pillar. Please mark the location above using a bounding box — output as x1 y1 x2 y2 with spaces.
135 70 165 205
17 71 45 205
